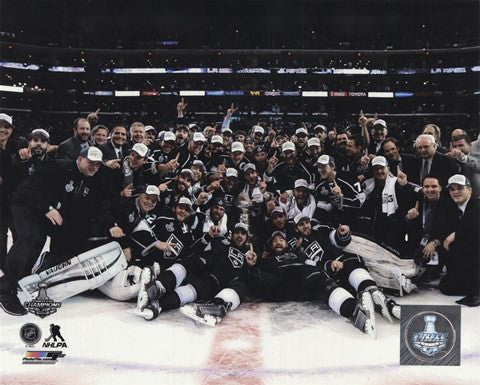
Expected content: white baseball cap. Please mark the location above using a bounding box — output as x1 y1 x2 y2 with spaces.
294 179 309 189
31 128 50 141
0 113 13 126
371 156 387 167
163 131 176 142
243 163 257 172
145 125 156 133
282 141 296 152
233 223 249 232
80 146 103 162
295 128 308 136
211 135 223 144
144 185 160 196
253 125 265 135
314 124 327 133
179 169 194 179
316 154 335 166
177 197 193 208
226 168 238 178
192 132 206 142
132 143 149 158
191 160 206 171
271 206 286 216
447 174 471 188
231 142 245 153
307 137 320 147
294 213 311 225
373 119 387 128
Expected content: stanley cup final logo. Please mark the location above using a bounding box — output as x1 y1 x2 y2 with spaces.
401 307 460 366
24 283 61 318
412 315 448 356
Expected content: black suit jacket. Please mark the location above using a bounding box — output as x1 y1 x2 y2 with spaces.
56 137 89 160
388 153 417 177
99 141 129 161
404 152 460 188
404 194 455 256
450 198 480 294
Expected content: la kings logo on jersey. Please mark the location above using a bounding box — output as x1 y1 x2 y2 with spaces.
227 247 244 269
303 241 324 264
165 234 183 258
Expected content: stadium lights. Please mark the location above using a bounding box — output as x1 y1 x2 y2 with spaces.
179 90 206 96
0 85 23 93
302 91 328 97
368 92 394 98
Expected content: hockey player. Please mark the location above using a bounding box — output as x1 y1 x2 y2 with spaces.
292 214 400 322
314 154 365 226
157 168 194 214
130 222 256 321
129 197 196 268
264 141 313 192
279 179 317 220
185 230 377 336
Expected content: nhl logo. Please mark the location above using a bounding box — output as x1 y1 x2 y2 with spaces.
20 323 42 347
24 284 62 318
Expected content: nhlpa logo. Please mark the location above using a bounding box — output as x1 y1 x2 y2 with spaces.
227 247 244 268
42 324 68 349
412 315 448 356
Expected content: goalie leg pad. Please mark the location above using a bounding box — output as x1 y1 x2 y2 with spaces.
18 242 128 302
98 266 142 301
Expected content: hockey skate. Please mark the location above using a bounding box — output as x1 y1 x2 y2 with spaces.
400 274 417 295
367 287 393 323
180 300 231 327
128 263 164 321
350 291 376 338
387 299 401 320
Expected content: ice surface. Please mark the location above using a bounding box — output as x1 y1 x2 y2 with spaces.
1 287 478 385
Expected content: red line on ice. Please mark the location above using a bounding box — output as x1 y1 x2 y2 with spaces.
202 305 263 385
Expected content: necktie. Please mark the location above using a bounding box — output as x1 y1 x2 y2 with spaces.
458 208 464 220
117 148 123 159
422 159 429 180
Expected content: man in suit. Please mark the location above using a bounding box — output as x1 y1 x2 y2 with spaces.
100 125 129 162
447 134 480 199
366 119 388 155
382 137 416 176
440 175 479 307
404 175 453 278
56 118 91 160
404 134 460 189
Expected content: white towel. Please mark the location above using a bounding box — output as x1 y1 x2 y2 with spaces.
363 174 398 216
